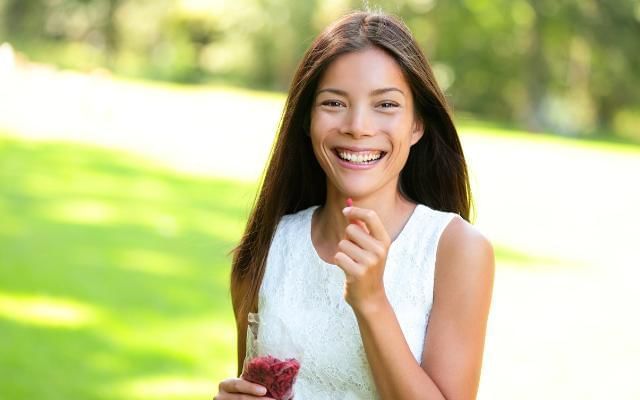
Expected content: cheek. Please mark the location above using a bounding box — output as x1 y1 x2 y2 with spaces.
310 110 336 135
376 113 413 141
388 118 413 149
386 124 416 168
308 127 331 166
309 125 327 154
309 113 337 155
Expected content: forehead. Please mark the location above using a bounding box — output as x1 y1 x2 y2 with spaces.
317 47 410 94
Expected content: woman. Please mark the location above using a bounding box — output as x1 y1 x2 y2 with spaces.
215 10 494 400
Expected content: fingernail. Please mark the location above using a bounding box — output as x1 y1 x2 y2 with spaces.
257 386 267 395
342 207 351 214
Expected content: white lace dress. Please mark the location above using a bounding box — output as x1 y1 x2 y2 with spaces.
256 204 458 399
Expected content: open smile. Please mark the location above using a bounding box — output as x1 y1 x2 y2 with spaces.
332 147 388 169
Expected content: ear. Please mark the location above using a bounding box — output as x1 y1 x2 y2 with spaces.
410 116 424 146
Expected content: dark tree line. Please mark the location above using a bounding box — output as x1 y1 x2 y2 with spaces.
1 0 638 140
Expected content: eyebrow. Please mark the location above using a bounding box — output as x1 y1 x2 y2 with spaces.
316 87 405 97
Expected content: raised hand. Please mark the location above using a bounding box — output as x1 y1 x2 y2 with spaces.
334 206 391 313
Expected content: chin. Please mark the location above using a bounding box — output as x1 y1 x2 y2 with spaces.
335 180 379 199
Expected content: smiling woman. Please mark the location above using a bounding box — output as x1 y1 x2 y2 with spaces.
215 9 494 400
310 47 424 198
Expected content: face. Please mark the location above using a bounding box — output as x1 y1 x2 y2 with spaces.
309 47 424 199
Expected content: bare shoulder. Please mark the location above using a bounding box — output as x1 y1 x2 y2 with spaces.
420 215 495 399
435 215 495 290
429 215 495 353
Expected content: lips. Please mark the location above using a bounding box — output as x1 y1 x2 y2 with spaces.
333 147 388 164
330 146 388 170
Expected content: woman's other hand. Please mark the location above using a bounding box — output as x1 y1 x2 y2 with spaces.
213 378 273 400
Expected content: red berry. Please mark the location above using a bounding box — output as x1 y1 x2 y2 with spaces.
242 355 301 400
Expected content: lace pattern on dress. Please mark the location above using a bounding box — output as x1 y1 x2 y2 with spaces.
257 204 457 399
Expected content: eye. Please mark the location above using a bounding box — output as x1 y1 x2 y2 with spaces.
321 100 344 107
378 102 399 109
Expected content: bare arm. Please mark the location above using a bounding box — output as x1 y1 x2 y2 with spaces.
338 210 494 399
354 296 447 399
420 217 494 399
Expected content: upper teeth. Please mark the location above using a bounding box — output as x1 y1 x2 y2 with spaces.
338 150 382 163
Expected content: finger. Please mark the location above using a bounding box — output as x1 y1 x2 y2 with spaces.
342 206 389 244
342 201 369 233
347 216 369 234
220 389 273 400
219 378 268 396
334 251 365 279
338 238 375 266
237 396 274 400
343 223 385 257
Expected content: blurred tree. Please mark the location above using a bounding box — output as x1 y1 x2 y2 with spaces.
247 0 318 89
0 0 638 140
104 0 122 68
2 0 46 39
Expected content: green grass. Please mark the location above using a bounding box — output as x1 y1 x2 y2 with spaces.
0 130 582 400
0 135 258 399
1 104 639 399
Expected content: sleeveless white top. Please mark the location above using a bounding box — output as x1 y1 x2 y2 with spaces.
256 204 458 399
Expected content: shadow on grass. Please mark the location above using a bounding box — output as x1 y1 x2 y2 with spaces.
1 319 195 400
0 135 258 399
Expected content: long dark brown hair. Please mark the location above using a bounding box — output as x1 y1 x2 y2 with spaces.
230 10 474 374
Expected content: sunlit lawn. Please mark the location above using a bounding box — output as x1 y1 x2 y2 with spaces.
0 136 258 399
1 79 639 399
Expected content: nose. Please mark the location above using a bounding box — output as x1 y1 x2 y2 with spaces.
340 104 373 138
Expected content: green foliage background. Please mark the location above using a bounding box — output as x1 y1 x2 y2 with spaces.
1 1 640 398
1 0 639 140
